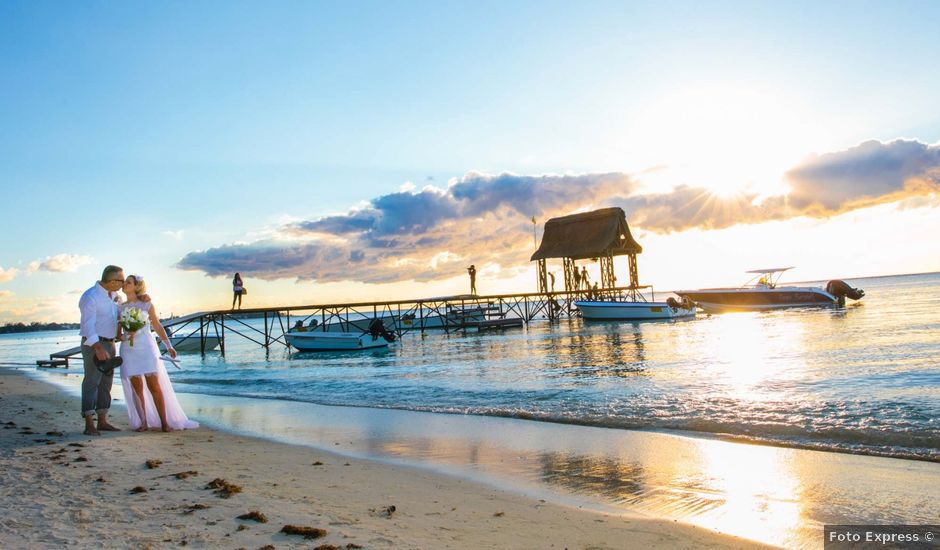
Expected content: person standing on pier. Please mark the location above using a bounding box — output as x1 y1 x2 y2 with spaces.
467 265 477 295
549 271 556 293
581 266 590 290
232 272 244 310
573 265 581 290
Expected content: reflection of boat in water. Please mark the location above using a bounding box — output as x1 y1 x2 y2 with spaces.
575 297 696 320
287 319 397 352
676 267 865 314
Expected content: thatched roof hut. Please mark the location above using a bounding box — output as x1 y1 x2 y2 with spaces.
530 207 642 261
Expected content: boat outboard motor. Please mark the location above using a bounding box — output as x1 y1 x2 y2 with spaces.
368 318 397 343
666 296 695 311
825 280 865 306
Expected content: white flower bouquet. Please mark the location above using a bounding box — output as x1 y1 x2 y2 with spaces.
119 307 148 347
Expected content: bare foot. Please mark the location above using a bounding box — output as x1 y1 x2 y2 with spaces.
83 427 101 436
97 423 121 432
134 425 148 433
161 426 173 433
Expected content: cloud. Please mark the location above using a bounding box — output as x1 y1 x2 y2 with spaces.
162 230 185 240
177 139 940 285
0 290 14 300
28 254 95 274
0 266 16 283
785 139 940 214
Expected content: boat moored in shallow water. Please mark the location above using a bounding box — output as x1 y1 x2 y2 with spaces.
676 267 865 313
286 331 391 351
575 297 696 320
287 318 397 352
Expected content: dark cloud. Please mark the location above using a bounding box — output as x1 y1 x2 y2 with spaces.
177 140 940 284
785 139 940 213
297 210 377 234
450 172 637 218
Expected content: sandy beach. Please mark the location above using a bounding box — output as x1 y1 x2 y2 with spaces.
0 368 768 549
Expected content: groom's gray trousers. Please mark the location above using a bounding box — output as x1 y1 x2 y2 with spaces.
80 337 116 418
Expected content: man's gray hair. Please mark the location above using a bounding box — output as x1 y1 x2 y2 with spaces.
101 265 123 281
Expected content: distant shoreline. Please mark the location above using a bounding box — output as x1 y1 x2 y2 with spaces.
0 322 78 334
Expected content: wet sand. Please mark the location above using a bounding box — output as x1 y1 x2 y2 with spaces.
177 391 940 548
0 368 768 549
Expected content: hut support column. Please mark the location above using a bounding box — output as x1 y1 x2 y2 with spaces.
536 259 548 293
628 253 639 288
563 258 576 292
600 255 616 289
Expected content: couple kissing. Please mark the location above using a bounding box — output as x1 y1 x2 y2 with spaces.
78 265 197 435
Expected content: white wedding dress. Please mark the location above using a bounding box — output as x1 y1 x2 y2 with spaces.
118 301 198 431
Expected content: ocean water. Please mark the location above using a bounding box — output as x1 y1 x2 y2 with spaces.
3 272 939 462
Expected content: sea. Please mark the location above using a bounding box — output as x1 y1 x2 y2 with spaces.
2 271 939 547
3 272 939 461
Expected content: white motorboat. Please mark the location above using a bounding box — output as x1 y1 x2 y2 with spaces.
318 304 487 332
165 334 222 352
675 268 865 313
575 298 696 320
286 330 390 352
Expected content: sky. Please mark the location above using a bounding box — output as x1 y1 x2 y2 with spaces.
1 1 939 323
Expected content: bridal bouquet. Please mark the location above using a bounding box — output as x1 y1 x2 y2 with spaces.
119 307 148 347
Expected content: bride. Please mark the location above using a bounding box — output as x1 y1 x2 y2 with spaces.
118 275 198 432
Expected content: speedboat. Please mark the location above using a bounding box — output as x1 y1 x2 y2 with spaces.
575 297 696 320
286 331 390 351
287 318 397 352
675 268 864 313
159 332 222 352
169 335 221 352
576 299 696 320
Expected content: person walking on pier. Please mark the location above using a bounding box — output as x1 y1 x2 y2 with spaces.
549 271 556 293
232 272 244 310
572 266 581 290
467 265 477 295
581 266 590 290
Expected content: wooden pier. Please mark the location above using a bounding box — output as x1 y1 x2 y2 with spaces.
44 286 654 363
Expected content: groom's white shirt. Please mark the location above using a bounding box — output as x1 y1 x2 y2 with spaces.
79 282 119 347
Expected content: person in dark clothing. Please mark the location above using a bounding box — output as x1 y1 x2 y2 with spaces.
467 265 477 295
232 273 244 310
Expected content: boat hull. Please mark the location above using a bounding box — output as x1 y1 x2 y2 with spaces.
675 287 836 313
320 308 487 332
286 331 389 352
167 335 222 352
575 300 696 320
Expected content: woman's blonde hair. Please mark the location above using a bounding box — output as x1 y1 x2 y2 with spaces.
127 274 147 296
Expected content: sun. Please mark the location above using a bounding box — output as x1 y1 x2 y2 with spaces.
627 83 816 198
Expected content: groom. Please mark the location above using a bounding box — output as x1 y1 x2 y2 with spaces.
78 265 126 435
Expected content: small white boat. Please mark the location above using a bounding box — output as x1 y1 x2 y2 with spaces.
575 299 696 320
165 334 222 352
286 330 390 352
